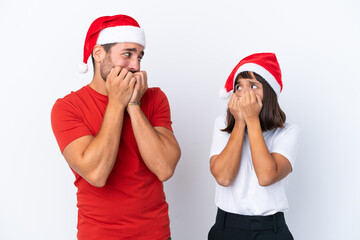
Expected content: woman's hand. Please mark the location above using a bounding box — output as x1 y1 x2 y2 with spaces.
240 90 263 123
228 94 245 124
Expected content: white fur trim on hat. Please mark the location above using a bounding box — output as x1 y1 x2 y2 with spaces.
236 63 281 96
97 25 146 48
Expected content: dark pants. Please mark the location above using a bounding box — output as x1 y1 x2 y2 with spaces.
208 208 294 240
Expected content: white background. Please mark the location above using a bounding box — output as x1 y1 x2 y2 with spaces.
0 0 359 239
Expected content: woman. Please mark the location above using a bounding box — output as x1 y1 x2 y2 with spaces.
208 53 299 240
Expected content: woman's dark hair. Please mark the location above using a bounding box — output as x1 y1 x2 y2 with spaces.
222 71 286 133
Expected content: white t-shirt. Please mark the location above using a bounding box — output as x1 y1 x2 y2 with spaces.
209 114 299 216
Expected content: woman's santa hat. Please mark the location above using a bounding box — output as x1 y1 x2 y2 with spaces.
219 53 282 99
79 14 146 73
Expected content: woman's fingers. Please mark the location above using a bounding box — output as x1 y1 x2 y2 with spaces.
255 93 263 108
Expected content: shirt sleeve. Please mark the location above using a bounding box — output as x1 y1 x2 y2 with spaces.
270 124 300 169
150 88 173 132
51 98 93 153
209 114 230 158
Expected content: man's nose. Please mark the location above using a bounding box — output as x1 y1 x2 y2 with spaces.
128 59 140 72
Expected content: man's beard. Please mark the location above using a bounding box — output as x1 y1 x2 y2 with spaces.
100 55 114 81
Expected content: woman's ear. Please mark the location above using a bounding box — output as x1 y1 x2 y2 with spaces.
92 44 106 63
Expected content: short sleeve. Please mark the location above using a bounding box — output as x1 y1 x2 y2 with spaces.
150 88 173 132
51 99 93 153
270 124 300 169
209 114 230 158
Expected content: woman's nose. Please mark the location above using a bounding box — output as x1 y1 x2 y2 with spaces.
235 90 242 97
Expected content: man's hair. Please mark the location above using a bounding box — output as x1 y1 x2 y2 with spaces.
91 43 117 71
222 71 286 133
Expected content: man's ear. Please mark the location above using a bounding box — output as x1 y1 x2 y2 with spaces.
92 44 106 63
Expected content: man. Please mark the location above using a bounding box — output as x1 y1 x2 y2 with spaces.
51 14 181 240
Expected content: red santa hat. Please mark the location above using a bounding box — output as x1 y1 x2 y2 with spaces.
78 14 146 73
219 53 282 99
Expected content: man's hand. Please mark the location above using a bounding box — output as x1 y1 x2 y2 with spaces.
62 66 135 187
129 71 148 104
105 66 137 108
228 94 245 124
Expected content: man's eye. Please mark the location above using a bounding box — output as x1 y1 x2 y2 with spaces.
138 57 142 62
123 53 131 57
251 85 258 89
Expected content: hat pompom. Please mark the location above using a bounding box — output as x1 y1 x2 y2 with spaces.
219 88 232 99
78 62 88 74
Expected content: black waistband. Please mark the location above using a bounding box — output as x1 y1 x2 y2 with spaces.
215 208 287 231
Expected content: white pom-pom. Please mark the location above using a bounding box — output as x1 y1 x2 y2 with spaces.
78 62 88 73
219 88 232 99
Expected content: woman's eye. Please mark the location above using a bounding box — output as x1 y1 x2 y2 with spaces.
236 85 242 90
251 85 258 89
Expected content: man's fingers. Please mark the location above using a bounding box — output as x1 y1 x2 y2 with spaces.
141 74 147 88
117 68 130 82
129 77 137 90
134 74 141 87
142 71 148 86
133 71 147 79
133 72 143 82
123 71 134 85
134 71 147 87
108 66 122 80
